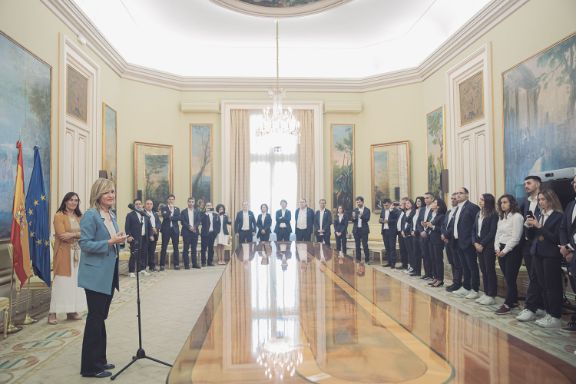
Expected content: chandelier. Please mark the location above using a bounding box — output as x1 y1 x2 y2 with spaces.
256 333 304 380
257 20 301 139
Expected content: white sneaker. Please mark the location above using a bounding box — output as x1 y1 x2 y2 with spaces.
453 287 470 297
535 309 547 317
475 293 486 303
480 296 495 305
465 290 480 299
129 272 136 278
140 270 150 276
535 314 561 328
516 309 536 322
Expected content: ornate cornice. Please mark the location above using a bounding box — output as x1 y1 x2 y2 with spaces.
40 0 529 93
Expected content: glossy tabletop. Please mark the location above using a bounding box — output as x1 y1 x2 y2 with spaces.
168 242 575 383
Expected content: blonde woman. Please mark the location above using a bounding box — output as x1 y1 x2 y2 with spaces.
78 178 126 378
48 192 86 324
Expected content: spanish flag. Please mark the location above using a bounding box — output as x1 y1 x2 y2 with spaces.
10 141 32 287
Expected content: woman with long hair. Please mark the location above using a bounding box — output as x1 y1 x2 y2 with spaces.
425 198 447 287
48 192 86 324
409 196 425 276
215 204 231 265
494 194 524 315
401 199 415 274
256 203 272 242
472 193 499 305
78 178 126 378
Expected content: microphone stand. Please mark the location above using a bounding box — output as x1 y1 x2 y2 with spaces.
111 211 171 380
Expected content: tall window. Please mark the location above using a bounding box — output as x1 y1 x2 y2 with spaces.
249 114 298 234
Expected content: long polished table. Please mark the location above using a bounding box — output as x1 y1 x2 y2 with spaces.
168 242 575 383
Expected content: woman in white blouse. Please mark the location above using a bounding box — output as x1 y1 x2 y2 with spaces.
493 194 524 315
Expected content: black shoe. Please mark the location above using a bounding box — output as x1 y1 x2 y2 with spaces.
184 266 190 270
192 265 201 269
420 275 431 280
446 284 461 292
208 263 215 267
82 371 112 378
202 263 207 267
383 264 392 268
174 265 180 270
390 265 396 269
159 266 165 271
409 272 421 277
562 318 576 331
99 364 115 370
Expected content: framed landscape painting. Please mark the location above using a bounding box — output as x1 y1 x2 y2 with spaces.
459 71 484 126
330 124 354 216
0 32 51 242
102 103 117 185
503 33 576 197
66 65 88 122
134 142 173 209
426 107 444 197
371 141 410 212
190 124 212 204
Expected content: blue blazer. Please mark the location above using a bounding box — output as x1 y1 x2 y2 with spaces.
256 213 272 239
78 208 120 295
454 200 480 249
529 211 563 258
274 209 292 234
295 207 315 234
314 209 333 235
234 210 256 233
180 208 201 237
333 213 349 235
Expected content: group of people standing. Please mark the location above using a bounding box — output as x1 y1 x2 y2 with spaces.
380 175 576 332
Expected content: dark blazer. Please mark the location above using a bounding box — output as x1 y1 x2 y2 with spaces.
274 209 292 234
219 214 231 235
125 211 152 240
529 211 563 258
333 213 349 235
256 213 272 239
234 210 256 233
146 211 161 241
380 208 400 234
454 200 480 249
415 207 432 235
429 213 446 245
314 209 333 235
402 209 415 236
521 197 541 240
559 200 576 248
472 212 498 249
160 205 180 233
295 207 315 232
352 207 371 234
180 208 201 237
200 212 221 236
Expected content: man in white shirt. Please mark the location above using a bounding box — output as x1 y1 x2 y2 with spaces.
160 194 180 271
380 198 400 268
314 198 332 246
234 201 256 244
274 200 292 241
144 199 161 272
295 199 314 241
200 202 221 266
396 199 409 269
125 198 152 277
352 196 371 265
181 197 201 269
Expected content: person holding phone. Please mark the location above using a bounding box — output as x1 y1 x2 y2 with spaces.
78 178 126 378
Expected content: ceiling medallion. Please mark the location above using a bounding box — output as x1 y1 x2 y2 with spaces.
211 0 353 18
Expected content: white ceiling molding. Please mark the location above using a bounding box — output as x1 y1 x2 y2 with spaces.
324 101 363 114
41 0 529 93
210 0 353 18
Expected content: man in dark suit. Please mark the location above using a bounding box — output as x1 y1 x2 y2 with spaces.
396 199 409 269
144 199 161 272
234 201 256 244
181 197 202 269
295 199 314 241
380 198 400 268
314 198 332 246
160 194 180 271
419 193 435 278
125 198 153 277
200 202 220 266
559 174 576 331
352 196 371 265
274 200 292 241
442 193 463 292
451 187 480 298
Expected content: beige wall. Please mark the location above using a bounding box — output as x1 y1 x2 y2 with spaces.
1 0 575 235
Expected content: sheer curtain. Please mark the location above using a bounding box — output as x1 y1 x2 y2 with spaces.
295 109 315 204
230 109 252 220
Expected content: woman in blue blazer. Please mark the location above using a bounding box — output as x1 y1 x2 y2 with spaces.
78 178 126 378
424 198 446 287
333 205 349 255
257 203 273 241
472 193 499 305
525 189 564 328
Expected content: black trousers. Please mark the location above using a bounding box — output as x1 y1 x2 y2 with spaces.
182 232 199 268
81 289 113 375
276 228 291 242
258 231 270 241
335 233 347 253
398 234 408 268
382 229 397 265
160 228 179 267
454 240 474 290
430 241 445 281
239 230 253 243
316 232 331 246
523 241 545 311
411 236 422 275
147 238 157 270
531 255 563 318
129 235 147 273
404 235 413 268
459 243 480 291
498 244 523 306
295 228 311 241
354 231 370 262
478 245 497 297
201 232 216 265
445 240 462 286
419 236 430 276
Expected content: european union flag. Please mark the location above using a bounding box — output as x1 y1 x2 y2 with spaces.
25 146 51 287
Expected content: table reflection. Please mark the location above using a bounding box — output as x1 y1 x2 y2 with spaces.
168 242 575 383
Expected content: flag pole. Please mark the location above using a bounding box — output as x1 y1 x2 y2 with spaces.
22 277 37 325
7 245 22 334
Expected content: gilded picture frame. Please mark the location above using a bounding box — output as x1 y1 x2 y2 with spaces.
458 70 484 126
133 142 173 209
371 141 410 213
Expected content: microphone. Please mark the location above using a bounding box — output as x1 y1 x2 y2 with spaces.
128 204 148 216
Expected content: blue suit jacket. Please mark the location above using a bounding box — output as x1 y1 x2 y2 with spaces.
234 210 256 233
295 207 315 236
78 208 120 295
